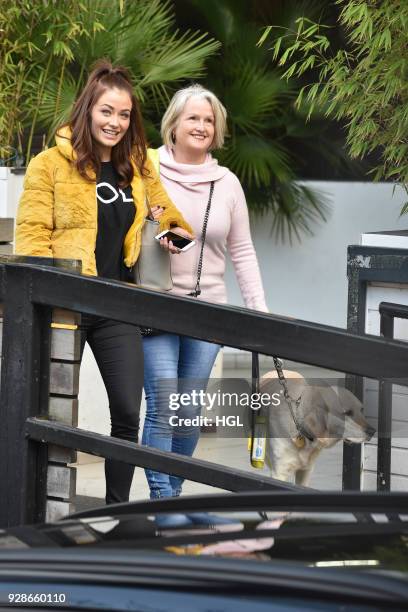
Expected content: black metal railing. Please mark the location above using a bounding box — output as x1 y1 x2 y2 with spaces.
344 245 408 490
2 261 408 527
376 302 408 491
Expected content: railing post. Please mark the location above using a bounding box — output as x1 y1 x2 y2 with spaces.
343 253 366 490
0 265 51 526
377 312 394 491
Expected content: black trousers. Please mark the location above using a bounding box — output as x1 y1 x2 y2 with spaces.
80 316 143 504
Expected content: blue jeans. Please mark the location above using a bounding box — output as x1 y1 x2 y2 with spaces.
142 334 220 499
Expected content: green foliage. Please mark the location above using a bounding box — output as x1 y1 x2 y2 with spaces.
1 0 337 240
0 0 219 162
260 0 408 189
170 0 333 241
0 0 99 160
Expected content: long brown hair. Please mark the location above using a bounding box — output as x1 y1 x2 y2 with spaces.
62 59 147 186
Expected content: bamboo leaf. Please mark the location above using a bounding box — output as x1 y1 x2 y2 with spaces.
257 25 272 47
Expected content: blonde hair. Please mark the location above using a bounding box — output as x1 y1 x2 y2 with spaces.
161 84 227 151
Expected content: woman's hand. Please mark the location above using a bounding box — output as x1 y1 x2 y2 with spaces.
158 236 180 254
158 227 195 255
151 207 182 253
150 205 164 221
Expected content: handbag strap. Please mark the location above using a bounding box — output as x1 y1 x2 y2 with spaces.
188 181 215 297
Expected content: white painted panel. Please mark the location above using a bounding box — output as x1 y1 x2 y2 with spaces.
362 233 408 249
366 306 408 340
365 379 408 395
0 176 8 217
365 389 408 423
365 444 408 476
0 169 24 220
366 437 408 450
363 444 377 472
366 285 408 311
366 309 380 336
6 170 24 220
363 471 408 491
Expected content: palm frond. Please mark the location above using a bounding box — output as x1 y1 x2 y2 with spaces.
72 0 219 102
268 182 331 243
72 0 174 74
182 0 245 44
138 30 220 89
27 73 78 140
223 65 292 134
219 135 292 187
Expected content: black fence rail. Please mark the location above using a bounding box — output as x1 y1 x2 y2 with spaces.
2 261 408 527
376 301 408 491
345 245 408 489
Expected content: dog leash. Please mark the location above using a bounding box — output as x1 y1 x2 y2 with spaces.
272 357 315 444
249 354 315 468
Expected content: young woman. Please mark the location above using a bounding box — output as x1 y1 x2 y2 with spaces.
143 85 268 512
15 60 192 505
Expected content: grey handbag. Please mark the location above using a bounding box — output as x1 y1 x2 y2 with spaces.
132 199 173 291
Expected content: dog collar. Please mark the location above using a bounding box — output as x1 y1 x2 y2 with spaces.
297 424 315 443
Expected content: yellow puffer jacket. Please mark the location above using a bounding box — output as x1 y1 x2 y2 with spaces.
15 127 192 275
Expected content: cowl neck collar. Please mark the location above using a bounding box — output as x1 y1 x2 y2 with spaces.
158 145 228 183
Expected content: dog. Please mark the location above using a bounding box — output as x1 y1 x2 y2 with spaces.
259 370 375 486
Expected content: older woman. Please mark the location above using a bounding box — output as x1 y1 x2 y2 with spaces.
143 85 267 517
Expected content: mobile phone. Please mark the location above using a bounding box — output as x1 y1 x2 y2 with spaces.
155 230 196 252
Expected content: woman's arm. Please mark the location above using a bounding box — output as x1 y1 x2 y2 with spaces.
144 156 193 236
15 152 54 257
227 176 268 312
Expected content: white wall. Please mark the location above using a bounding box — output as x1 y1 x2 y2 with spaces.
0 169 7 217
78 345 110 434
225 182 408 329
0 168 25 219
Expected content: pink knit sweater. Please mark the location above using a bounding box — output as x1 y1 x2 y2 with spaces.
157 146 268 312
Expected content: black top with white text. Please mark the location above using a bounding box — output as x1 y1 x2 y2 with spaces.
95 161 135 280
